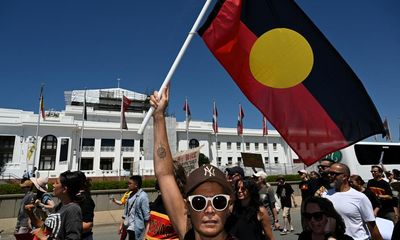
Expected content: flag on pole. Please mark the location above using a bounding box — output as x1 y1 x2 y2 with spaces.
237 104 244 135
262 116 268 136
198 0 385 165
212 102 218 133
83 90 87 121
121 95 132 130
383 118 391 141
183 98 191 131
39 86 45 120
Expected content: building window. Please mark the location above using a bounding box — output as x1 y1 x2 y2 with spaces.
273 143 277 151
264 157 269 164
101 139 115 152
228 157 232 165
82 138 95 152
217 142 221 150
237 142 241 150
140 139 144 152
100 158 113 170
263 142 268 150
274 157 279 164
123 157 134 172
217 157 222 166
122 139 134 152
227 142 231 150
81 158 93 170
60 139 69 162
246 142 250 151
255 143 259 151
238 157 242 163
0 136 15 164
39 135 57 170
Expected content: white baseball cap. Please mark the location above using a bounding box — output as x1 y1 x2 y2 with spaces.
253 170 268 178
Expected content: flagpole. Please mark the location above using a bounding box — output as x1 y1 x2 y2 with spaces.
137 0 214 135
265 134 272 175
215 133 218 165
213 101 218 165
185 98 189 150
119 94 124 180
78 89 86 171
32 84 44 171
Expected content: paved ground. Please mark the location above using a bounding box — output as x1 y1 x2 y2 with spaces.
1 197 302 240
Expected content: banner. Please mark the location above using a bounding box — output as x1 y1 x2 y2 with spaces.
173 146 202 175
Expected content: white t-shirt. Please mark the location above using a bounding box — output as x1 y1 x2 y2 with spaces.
323 187 375 240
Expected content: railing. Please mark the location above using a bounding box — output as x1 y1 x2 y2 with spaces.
121 146 134 152
82 146 95 152
100 146 115 152
0 172 21 182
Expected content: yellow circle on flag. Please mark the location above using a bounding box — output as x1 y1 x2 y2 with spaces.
249 28 314 89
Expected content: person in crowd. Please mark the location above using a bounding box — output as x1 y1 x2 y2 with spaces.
111 190 132 206
150 86 237 240
77 171 95 240
226 178 274 239
26 170 83 240
309 171 320 180
314 159 335 197
299 196 353 240
111 187 132 240
367 165 395 223
276 175 296 235
225 166 244 188
392 169 400 181
253 170 281 230
323 163 382 240
29 177 55 221
350 175 381 216
145 163 186 239
119 175 150 240
15 179 35 234
298 169 319 231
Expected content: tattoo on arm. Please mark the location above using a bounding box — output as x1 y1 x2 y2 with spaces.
157 145 167 159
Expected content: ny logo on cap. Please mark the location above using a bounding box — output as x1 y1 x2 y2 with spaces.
204 166 215 177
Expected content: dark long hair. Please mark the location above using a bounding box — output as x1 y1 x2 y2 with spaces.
303 197 347 236
232 178 261 221
59 170 84 202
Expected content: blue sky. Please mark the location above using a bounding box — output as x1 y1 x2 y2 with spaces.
0 0 399 141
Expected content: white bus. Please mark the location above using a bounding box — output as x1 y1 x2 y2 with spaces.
324 142 400 181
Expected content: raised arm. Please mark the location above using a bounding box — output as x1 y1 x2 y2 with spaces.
151 87 187 239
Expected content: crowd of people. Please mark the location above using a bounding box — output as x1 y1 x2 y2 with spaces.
13 86 400 240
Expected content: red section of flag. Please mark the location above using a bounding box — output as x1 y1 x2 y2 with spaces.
237 104 244 135
40 95 45 120
199 0 385 165
121 95 132 130
262 117 268 136
212 102 218 133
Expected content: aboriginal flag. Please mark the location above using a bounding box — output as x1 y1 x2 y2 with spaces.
198 0 385 165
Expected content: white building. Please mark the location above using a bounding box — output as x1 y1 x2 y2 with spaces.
0 88 300 179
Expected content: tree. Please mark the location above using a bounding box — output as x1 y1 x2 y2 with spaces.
198 153 210 166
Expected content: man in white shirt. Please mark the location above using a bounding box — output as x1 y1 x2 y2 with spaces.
323 163 382 240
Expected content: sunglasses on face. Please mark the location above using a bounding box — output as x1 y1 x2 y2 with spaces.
328 171 344 178
318 165 329 170
303 211 325 221
187 194 230 212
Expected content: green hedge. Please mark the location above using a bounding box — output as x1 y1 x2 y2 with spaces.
0 179 157 195
265 174 301 182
